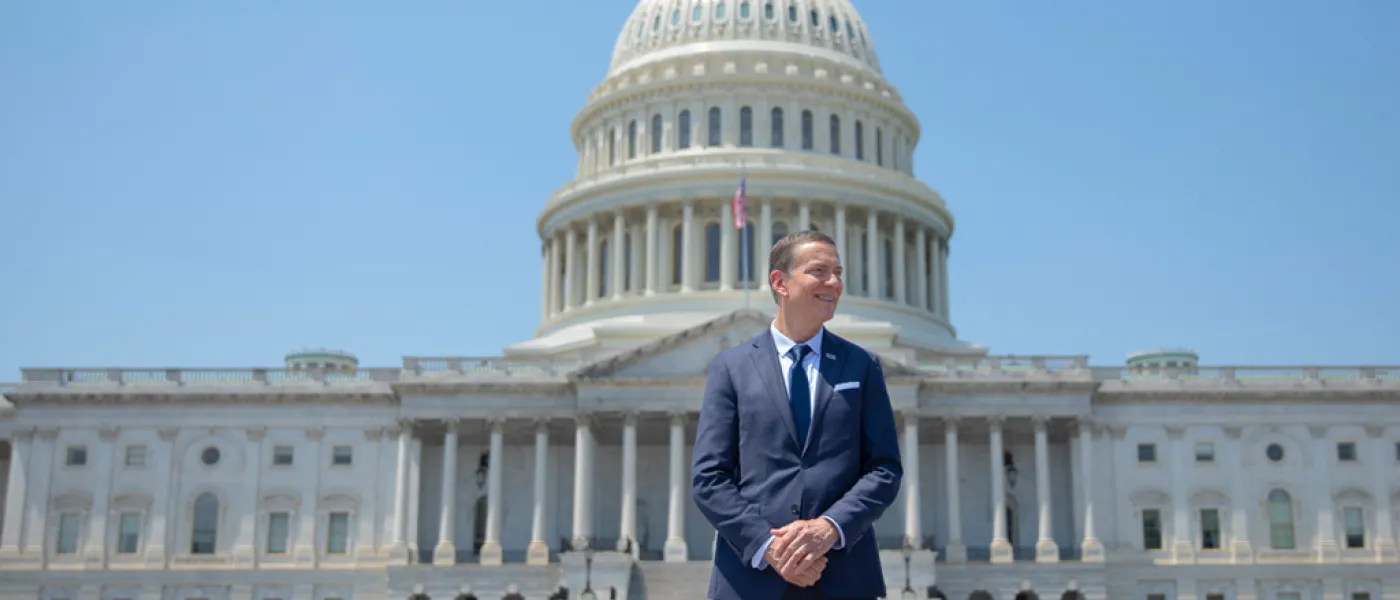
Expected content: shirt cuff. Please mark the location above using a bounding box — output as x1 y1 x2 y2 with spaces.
821 516 846 550
752 535 776 569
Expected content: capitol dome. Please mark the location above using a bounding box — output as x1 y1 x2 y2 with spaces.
609 0 882 77
510 0 981 363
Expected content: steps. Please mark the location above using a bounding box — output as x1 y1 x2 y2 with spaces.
630 561 714 600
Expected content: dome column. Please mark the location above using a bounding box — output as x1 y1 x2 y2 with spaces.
914 227 928 311
893 216 907 305
797 199 811 231
721 199 735 291
834 204 847 279
645 205 659 295
540 238 553 320
564 226 578 311
586 217 600 305
939 237 950 320
612 211 627 300
757 198 773 292
681 199 696 292
865 210 880 300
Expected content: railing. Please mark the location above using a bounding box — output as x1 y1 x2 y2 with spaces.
20 367 404 386
402 356 578 377
916 355 1091 377
1094 365 1400 385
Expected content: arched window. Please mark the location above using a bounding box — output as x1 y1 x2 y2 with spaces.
739 1 751 19
599 239 610 298
692 4 703 22
672 224 684 285
771 221 789 246
787 4 798 22
876 128 884 166
705 223 721 282
855 120 864 160
1268 489 1295 549
764 1 775 20
678 110 691 149
739 106 753 147
829 114 841 155
651 114 663 153
715 1 727 20
770 107 784 147
860 231 869 292
609 128 616 166
191 493 218 554
739 221 755 284
623 232 633 292
671 9 680 27
801 110 813 150
708 107 722 146
628 120 637 159
809 9 819 27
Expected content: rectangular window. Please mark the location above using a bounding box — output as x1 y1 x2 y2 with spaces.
1137 443 1156 463
1194 442 1215 462
273 445 294 466
117 512 141 554
1352 593 1372 600
1278 594 1301 600
1344 506 1365 548
1147 595 1166 600
1142 509 1162 550
66 446 87 466
332 445 353 466
326 512 350 554
125 445 146 467
57 513 80 554
266 512 290 554
1337 441 1357 462
1200 508 1220 550
1206 595 1225 600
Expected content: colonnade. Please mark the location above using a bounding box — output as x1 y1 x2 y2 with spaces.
540 198 950 322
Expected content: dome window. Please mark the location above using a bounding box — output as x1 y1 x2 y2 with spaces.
671 9 680 27
829 15 838 33
846 21 855 40
809 9 819 28
764 1 774 20
715 2 726 20
787 4 797 22
693 4 703 22
653 14 661 31
740 1 751 19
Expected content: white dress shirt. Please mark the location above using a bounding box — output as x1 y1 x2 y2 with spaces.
751 322 847 569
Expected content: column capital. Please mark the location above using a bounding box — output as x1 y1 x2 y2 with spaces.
1164 425 1184 440
1364 424 1385 439
533 417 552 432
986 415 1006 429
443 419 462 435
158 427 179 443
622 411 639 427
1031 415 1050 430
1071 416 1095 431
245 427 267 443
1223 425 1243 440
9 426 34 442
1307 424 1328 440
669 411 689 426
1108 424 1128 441
900 411 920 423
943 416 961 432
36 428 59 442
98 427 120 443
364 427 385 442
384 426 402 441
573 412 595 429
488 418 506 434
304 427 325 442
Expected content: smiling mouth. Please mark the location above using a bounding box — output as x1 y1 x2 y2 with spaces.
816 294 836 303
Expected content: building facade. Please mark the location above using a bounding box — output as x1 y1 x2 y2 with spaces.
1 1 1398 599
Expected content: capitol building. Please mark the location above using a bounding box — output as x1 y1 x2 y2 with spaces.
1 1 1397 599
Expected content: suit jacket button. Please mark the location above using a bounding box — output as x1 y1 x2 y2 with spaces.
791 505 799 515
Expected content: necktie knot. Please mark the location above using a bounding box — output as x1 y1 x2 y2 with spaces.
790 344 810 362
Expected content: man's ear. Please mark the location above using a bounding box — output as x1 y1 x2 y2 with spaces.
769 270 786 298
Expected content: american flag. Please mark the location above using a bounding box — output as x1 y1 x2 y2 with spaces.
732 176 746 229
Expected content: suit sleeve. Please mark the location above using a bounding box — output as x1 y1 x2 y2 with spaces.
691 354 778 567
819 354 903 547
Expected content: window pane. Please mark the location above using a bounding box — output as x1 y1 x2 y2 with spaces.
1345 506 1365 548
678 111 691 149
708 107 722 146
118 513 141 554
1200 508 1219 550
58 513 80 554
801 110 813 150
739 106 753 147
125 446 147 467
267 512 290 554
1142 509 1161 550
651 114 663 153
327 512 350 554
770 107 784 147
332 446 352 465
704 223 721 282
829 114 840 154
191 493 218 554
1267 490 1294 549
1138 443 1156 462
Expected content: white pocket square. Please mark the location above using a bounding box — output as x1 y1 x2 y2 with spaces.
833 381 860 392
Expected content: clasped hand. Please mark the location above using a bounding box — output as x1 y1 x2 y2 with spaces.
763 518 838 587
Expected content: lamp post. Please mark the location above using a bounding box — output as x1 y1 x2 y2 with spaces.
901 537 917 600
580 540 597 600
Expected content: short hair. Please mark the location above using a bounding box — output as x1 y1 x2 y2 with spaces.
768 230 837 302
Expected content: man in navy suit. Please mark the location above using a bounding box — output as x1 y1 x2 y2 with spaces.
691 230 903 600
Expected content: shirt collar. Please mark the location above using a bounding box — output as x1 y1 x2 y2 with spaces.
769 321 824 360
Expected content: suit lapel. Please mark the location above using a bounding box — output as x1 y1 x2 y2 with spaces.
808 329 850 451
749 333 799 449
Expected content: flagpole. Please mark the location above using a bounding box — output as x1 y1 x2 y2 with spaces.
740 162 750 311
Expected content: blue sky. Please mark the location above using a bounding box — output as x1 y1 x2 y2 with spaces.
1 1 1396 376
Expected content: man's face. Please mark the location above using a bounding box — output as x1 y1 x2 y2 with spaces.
775 241 843 322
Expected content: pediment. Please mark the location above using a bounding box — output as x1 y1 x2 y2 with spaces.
570 309 924 381
572 309 774 381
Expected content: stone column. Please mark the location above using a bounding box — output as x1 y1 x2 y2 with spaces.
1221 426 1252 564
232 427 263 567
989 417 1012 563
914 227 928 311
631 222 645 294
564 226 578 311
527 419 551 565
681 200 696 293
541 239 552 320
834 204 847 270
144 428 177 567
758 198 773 291
902 414 921 546
1033 417 1058 562
389 423 412 562
433 421 460 565
294 428 323 567
939 239 951 320
571 414 595 549
1078 419 1105 562
645 205 659 295
0 428 30 556
549 233 563 315
25 429 56 558
1167 426 1194 563
721 199 736 291
354 428 382 560
479 419 505 565
585 218 599 305
619 412 638 556
865 211 880 299
612 212 626 300
892 216 907 305
1365 426 1399 561
943 418 966 563
797 200 811 231
665 412 689 561
1310 426 1340 562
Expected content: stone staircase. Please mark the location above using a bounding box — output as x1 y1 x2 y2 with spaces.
629 561 714 600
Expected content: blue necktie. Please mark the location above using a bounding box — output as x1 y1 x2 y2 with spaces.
788 344 811 449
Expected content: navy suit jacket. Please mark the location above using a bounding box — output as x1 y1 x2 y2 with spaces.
690 327 903 600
